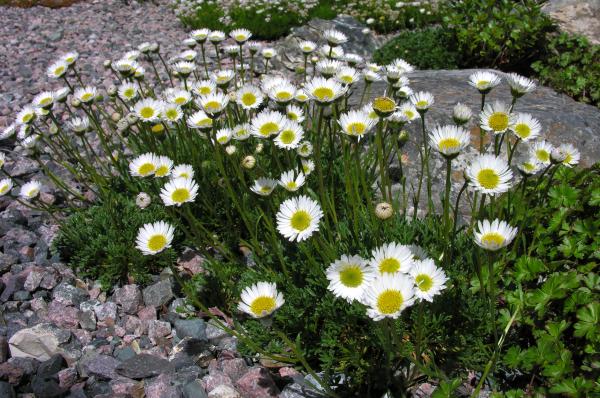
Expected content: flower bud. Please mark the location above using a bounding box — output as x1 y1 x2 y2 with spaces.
71 98 81 108
111 112 121 122
103 60 112 69
255 143 264 154
242 155 256 169
550 148 568 164
372 97 396 117
398 130 409 148
136 192 151 209
225 145 237 155
375 202 393 220
107 85 117 97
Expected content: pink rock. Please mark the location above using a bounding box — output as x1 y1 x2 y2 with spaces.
18 246 34 261
144 373 179 398
177 252 205 275
110 377 140 395
47 302 79 329
147 320 171 344
88 287 101 300
114 284 142 314
115 326 126 337
138 306 157 321
58 367 78 389
278 367 300 378
30 297 47 312
235 367 280 398
203 370 234 392
221 358 248 383
24 268 44 291
122 335 137 344
72 329 92 346
122 315 145 335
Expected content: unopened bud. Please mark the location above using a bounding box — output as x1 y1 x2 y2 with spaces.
375 202 394 220
242 155 256 169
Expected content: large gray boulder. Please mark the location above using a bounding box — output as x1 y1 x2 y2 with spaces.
543 0 600 44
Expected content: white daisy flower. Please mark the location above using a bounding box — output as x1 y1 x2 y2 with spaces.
397 102 419 122
261 75 291 93
138 42 153 53
338 110 377 139
474 219 518 251
344 53 364 66
286 104 305 123
506 73 536 97
54 87 70 103
250 110 286 138
363 273 416 320
172 61 196 76
396 86 413 99
198 92 229 116
369 242 414 275
190 28 211 43
268 82 297 104
247 41 262 53
278 170 306 192
223 45 240 56
47 60 68 79
232 123 251 140
211 70 235 86
166 89 192 106
517 159 543 176
129 153 158 177
251 178 278 196
230 28 252 43
510 113 541 142
274 121 304 150
410 91 434 112
468 71 501 93
68 116 90 134
429 125 470 158
16 107 36 125
261 48 277 59
179 50 197 61
299 40 317 54
32 91 55 110
390 58 414 74
216 127 233 145
529 140 553 165
160 177 199 206
364 70 382 83
19 180 41 200
276 195 323 242
453 103 472 125
466 154 513 195
558 144 580 167
480 101 515 134
301 159 315 176
162 104 183 123
324 29 347 46
297 141 313 157
154 156 173 178
190 80 216 96
305 77 345 104
366 62 382 73
135 221 175 255
294 90 309 103
73 86 97 104
123 50 141 61
238 282 284 318
236 85 264 110
336 67 361 85
315 59 343 77
1 123 17 140
21 135 39 150
61 51 78 65
171 164 194 179
134 98 164 123
118 82 139 102
326 254 376 302
0 178 13 196
208 30 226 43
187 110 213 130
113 59 140 76
409 259 448 302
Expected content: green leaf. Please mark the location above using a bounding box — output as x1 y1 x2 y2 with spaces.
574 302 600 340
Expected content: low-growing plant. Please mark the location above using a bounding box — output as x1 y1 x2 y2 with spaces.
532 32 600 108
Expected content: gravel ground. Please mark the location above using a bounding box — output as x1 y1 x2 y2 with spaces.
0 0 188 127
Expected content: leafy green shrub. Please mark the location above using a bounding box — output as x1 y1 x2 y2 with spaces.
53 190 177 288
532 33 600 108
373 27 460 69
494 165 600 396
441 0 554 69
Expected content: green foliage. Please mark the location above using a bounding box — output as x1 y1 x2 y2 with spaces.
53 190 177 289
532 33 600 107
373 27 460 70
496 165 600 396
441 0 554 69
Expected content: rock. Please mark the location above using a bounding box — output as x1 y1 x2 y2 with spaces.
93 302 118 321
208 385 241 398
280 382 325 398
169 338 212 370
148 320 172 344
205 321 228 344
235 367 280 398
47 302 79 329
114 346 136 362
543 0 600 45
77 309 97 331
30 354 68 398
143 279 174 307
174 319 207 340
51 283 87 307
0 381 16 398
80 354 120 380
0 357 39 384
8 323 70 361
114 284 142 314
221 358 248 383
110 376 143 396
182 380 209 398
57 367 78 389
177 250 205 275
138 306 157 321
115 353 175 379
0 336 8 363
203 370 234 392
145 372 181 398
24 268 45 292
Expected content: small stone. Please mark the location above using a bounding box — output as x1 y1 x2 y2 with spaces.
202 370 233 392
143 279 174 307
57 367 78 389
138 306 157 321
114 284 142 314
174 319 206 340
114 347 136 362
221 358 248 383
24 269 45 292
205 321 228 344
122 315 145 335
182 380 208 398
78 310 97 331
144 372 181 398
8 323 70 361
148 320 172 344
81 354 120 380
31 354 68 398
52 283 87 307
12 290 31 301
208 385 241 398
177 251 205 275
47 302 79 329
39 272 58 290
235 367 280 398
30 297 47 312
115 353 174 379
0 381 16 398
110 376 142 396
94 302 118 321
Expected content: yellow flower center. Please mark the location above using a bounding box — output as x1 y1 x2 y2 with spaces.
216 76 229 83
147 234 167 252
488 112 509 132
376 290 403 314
217 136 229 144
204 101 222 113
287 112 298 121
155 165 169 177
54 66 65 76
536 149 549 163
81 93 93 102
416 100 428 108
124 88 135 98
171 188 191 203
404 110 415 119
415 274 433 292
40 97 52 106
0 184 9 194
290 210 312 231
259 122 279 137
174 97 187 105
27 188 38 197
481 232 505 248
235 34 246 41
339 265 363 287
477 169 500 189
250 296 276 316
22 113 33 123
346 122 366 136
165 109 179 120
197 118 212 128
241 93 257 107
313 87 335 102
279 130 296 144
151 124 164 134
296 94 308 101
476 80 489 89
199 86 211 95
564 154 572 164
276 92 292 101
438 137 460 152
260 186 272 193
514 123 530 139
379 258 401 274
138 163 155 176
373 97 395 113
140 107 155 119
340 75 353 84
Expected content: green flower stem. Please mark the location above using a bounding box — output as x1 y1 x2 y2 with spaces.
508 137 521 165
148 57 165 90
303 54 308 83
443 157 453 260
375 117 388 201
541 164 560 200
238 44 245 84
420 112 434 214
487 251 498 344
264 58 270 75
413 145 426 221
157 52 174 87
451 179 469 238
479 93 486 153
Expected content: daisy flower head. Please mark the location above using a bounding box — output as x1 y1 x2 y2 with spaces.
135 221 175 255
466 154 513 195
395 85 413 100
294 89 309 103
162 104 183 123
336 67 361 86
47 60 68 79
233 123 251 140
187 110 213 130
236 85 264 110
61 51 79 65
261 48 277 59
276 195 323 242
278 170 306 192
558 144 580 167
247 41 262 54
118 82 139 102
261 75 291 93
230 28 252 43
223 45 239 56
550 147 568 164
510 113 541 142
474 219 518 251
299 40 317 54
364 70 382 83
123 50 141 61
324 29 347 46
154 156 173 178
506 73 536 97
238 282 284 319
113 59 140 77
179 50 197 62
251 110 286 138
369 242 414 275
269 82 297 105
16 106 36 125
305 77 345 105
398 102 419 122
32 91 55 110
172 164 194 180
517 159 542 176
468 71 501 93
74 86 97 104
363 273 416 320
480 101 514 134
160 177 199 206
1 123 17 140
410 259 448 302
372 97 397 118
172 61 196 77
68 116 90 135
286 104 305 123
410 91 434 112
215 127 233 145
190 79 216 96
166 89 192 106
138 42 152 53
429 125 470 158
344 53 364 67
529 140 553 165
198 92 229 116
19 180 41 200
129 153 158 177
301 159 315 176
241 155 256 169
390 58 414 74
375 202 394 220
183 38 197 48
384 65 404 83
190 28 211 43
338 109 376 139
316 59 343 77
208 30 226 44
297 141 313 157
326 255 376 302
251 178 278 196
274 121 304 150
134 98 164 123
453 103 472 126
211 69 235 87
366 62 382 73
0 178 13 196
